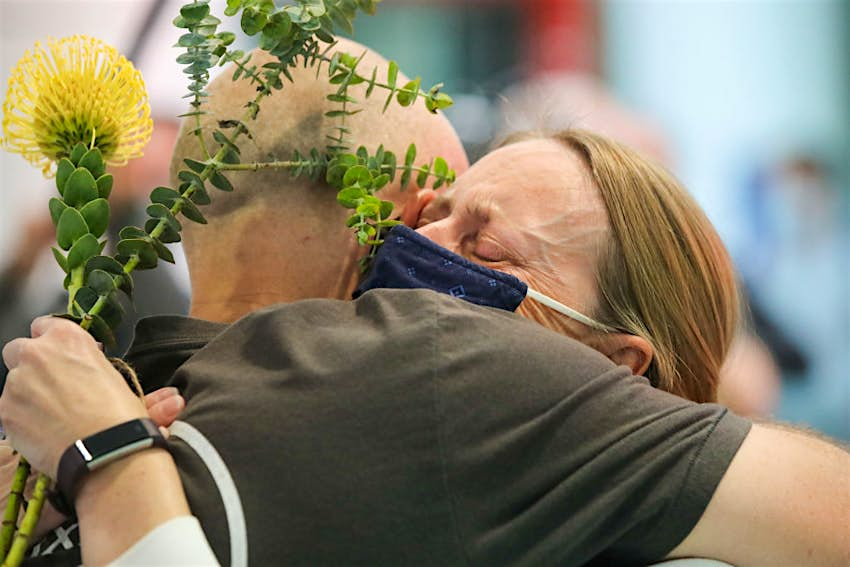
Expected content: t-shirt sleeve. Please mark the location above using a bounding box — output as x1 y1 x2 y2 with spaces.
106 515 220 566
434 304 752 567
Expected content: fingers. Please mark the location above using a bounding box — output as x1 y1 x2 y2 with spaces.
2 338 27 370
145 391 185 428
144 387 180 409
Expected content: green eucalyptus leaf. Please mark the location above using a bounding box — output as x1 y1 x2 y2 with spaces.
180 1 210 23
183 159 207 173
96 174 114 199
67 234 100 269
176 33 207 47
117 272 134 298
145 218 181 244
151 239 176 264
49 197 68 227
79 198 110 238
146 203 182 232
56 158 75 195
86 269 116 295
85 255 125 277
337 187 366 208
51 247 68 273
224 0 242 17
343 165 372 188
265 10 292 38
68 143 87 166
373 173 390 190
64 168 99 208
56 208 89 251
96 293 125 329
387 61 398 89
187 183 211 205
209 170 233 191
416 163 431 188
404 144 417 167
396 78 421 107
117 238 158 270
379 200 394 219
86 314 116 350
178 197 207 224
119 226 147 240
150 186 181 207
78 148 105 178
241 7 268 35
74 286 99 312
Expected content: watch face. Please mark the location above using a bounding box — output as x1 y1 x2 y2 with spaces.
82 420 151 460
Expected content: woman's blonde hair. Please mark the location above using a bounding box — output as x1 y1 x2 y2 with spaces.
502 130 740 402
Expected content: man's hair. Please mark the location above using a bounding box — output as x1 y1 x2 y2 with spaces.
501 129 740 403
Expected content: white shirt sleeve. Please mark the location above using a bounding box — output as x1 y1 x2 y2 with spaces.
106 515 220 566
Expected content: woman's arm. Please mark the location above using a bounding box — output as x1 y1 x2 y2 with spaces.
0 316 213 565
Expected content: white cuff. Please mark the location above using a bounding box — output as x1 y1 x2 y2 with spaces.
107 515 220 566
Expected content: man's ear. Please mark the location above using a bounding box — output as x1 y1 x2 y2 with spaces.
400 189 436 228
593 333 654 377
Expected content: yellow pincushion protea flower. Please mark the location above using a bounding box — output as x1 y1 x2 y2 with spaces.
2 35 152 176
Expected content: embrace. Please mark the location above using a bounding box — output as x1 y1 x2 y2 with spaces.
1 40 848 567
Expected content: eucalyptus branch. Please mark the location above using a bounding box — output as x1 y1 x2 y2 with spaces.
1 474 49 567
0 459 29 561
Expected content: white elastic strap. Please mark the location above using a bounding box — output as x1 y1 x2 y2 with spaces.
170 420 248 567
525 288 616 332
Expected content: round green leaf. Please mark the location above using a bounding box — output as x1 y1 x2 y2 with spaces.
49 197 68 227
86 269 116 294
64 168 99 208
78 148 106 178
343 165 372 188
337 187 366 208
56 207 89 251
68 143 87 166
67 234 100 269
151 186 181 207
80 198 110 238
96 174 114 199
85 255 125 277
56 158 75 195
51 247 68 274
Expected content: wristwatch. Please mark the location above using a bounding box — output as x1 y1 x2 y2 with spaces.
49 418 167 515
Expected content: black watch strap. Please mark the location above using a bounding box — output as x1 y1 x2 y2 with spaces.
52 418 167 514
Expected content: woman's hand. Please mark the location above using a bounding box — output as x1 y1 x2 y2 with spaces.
0 316 147 478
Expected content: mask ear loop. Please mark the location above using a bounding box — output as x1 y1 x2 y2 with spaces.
525 288 618 333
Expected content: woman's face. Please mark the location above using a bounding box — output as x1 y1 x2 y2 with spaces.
414 138 611 339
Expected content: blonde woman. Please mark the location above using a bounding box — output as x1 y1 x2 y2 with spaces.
364 129 738 404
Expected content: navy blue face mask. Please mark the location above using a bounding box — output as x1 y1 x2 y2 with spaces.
354 225 616 332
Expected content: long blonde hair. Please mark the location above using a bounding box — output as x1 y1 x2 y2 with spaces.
505 130 740 402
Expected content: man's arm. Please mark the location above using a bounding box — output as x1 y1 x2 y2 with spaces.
669 424 850 566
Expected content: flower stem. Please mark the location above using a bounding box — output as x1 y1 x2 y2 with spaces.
2 473 49 567
0 459 29 561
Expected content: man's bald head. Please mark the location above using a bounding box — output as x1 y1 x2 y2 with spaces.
172 39 468 321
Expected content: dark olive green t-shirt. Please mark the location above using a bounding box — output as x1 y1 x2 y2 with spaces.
125 288 750 567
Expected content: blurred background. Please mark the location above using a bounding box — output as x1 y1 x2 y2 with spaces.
1 0 848 439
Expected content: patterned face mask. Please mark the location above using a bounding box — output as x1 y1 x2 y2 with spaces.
354 225 614 332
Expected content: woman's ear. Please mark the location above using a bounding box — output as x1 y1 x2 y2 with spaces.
594 333 653 377
400 189 436 228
